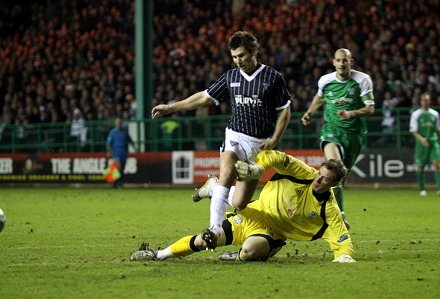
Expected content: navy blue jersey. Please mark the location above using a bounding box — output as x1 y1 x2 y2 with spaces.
206 64 291 138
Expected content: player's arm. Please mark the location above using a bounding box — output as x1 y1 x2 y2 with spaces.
235 150 313 180
412 131 429 147
409 113 428 146
151 91 211 119
338 78 375 120
106 145 112 158
322 205 355 263
106 135 112 158
322 224 353 259
301 92 324 126
259 107 291 150
337 103 375 120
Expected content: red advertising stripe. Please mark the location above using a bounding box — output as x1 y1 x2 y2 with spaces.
192 150 325 184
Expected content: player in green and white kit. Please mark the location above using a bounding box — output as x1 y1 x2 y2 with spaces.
409 92 440 197
301 48 375 229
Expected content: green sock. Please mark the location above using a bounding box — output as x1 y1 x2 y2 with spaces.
332 185 345 218
435 171 440 190
416 171 425 191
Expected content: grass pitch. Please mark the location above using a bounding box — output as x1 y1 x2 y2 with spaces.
0 186 439 299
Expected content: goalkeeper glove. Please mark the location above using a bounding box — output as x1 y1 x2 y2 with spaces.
235 161 264 181
332 254 356 263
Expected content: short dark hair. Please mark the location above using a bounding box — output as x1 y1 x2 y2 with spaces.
321 159 348 185
228 31 260 54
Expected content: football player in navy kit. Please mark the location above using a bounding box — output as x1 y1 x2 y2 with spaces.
152 31 291 249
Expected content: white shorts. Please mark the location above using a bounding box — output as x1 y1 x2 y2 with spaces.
221 128 266 164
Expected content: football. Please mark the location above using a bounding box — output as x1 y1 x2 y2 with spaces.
0 208 6 232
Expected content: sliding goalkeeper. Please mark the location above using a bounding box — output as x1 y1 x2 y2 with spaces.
130 150 355 263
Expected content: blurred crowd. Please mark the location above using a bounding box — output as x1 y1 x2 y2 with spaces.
1 0 439 130
0 0 136 129
153 0 440 117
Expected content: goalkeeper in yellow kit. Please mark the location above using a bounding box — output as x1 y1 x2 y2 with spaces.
130 150 355 263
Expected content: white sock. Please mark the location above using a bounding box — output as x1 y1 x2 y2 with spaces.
210 185 229 236
227 186 236 206
209 181 218 197
156 245 173 260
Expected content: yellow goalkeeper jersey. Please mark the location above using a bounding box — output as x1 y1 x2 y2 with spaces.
255 150 353 257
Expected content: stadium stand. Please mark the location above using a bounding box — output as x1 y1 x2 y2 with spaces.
1 0 439 128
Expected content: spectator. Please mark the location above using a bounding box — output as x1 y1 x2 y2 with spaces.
69 108 87 151
375 90 398 148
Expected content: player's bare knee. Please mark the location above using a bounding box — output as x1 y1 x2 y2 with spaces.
231 198 250 210
234 201 248 210
239 248 255 261
240 247 268 261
